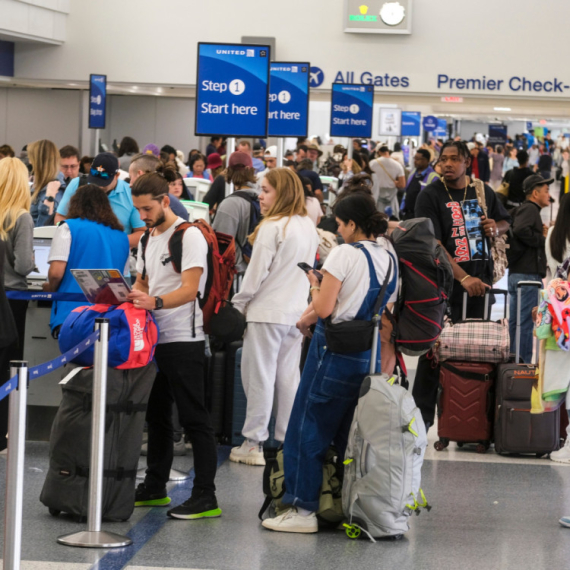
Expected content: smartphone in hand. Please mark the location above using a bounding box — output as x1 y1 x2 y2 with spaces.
297 262 323 282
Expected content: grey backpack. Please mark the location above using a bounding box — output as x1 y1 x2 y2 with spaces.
342 372 430 541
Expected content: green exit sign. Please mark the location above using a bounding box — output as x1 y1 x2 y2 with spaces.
349 14 378 21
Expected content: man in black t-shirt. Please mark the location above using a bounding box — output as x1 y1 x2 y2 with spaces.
412 141 512 428
503 150 534 208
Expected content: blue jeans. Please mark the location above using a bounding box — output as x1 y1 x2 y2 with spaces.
282 323 380 512
508 273 542 364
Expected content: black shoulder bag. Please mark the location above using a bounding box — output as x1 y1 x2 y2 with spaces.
324 258 393 354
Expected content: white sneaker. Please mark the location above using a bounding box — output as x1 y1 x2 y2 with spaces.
262 508 318 534
550 438 570 464
229 439 265 466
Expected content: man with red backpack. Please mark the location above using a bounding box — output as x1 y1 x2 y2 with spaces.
128 171 222 520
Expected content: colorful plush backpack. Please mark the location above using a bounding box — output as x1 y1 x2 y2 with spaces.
58 303 159 369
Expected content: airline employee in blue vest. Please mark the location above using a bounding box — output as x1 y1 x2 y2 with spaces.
54 152 146 249
43 185 130 335
400 149 439 220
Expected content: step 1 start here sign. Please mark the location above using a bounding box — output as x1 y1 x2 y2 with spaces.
330 83 374 138
195 43 271 137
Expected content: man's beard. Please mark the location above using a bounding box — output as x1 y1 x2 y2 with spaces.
148 214 166 228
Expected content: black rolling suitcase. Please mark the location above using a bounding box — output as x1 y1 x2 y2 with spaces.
222 340 243 442
494 281 561 455
40 363 156 521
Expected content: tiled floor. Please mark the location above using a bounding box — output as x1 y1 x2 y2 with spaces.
1 178 567 570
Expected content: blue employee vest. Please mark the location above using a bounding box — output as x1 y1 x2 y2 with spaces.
50 218 130 331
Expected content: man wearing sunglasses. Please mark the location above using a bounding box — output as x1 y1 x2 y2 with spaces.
55 152 146 249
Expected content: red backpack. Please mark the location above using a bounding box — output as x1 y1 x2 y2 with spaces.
140 220 236 334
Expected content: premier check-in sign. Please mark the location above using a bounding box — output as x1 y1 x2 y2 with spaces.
330 83 374 138
195 43 270 137
88 74 107 129
268 62 310 137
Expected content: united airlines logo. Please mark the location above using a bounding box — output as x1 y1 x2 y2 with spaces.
310 67 325 88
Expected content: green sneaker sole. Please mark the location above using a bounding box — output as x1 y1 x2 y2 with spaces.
169 507 222 520
135 496 171 507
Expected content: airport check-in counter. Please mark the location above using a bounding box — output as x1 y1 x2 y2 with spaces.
24 225 66 438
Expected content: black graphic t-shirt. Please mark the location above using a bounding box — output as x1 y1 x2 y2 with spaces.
415 178 511 303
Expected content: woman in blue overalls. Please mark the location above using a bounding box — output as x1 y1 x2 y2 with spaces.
262 193 398 534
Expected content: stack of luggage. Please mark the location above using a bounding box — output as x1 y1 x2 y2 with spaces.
434 285 562 455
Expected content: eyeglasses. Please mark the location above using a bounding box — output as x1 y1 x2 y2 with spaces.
90 167 115 179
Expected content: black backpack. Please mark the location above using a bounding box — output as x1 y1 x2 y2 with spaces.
226 191 261 262
386 218 454 357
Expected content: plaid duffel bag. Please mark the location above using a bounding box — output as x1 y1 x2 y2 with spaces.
434 290 510 364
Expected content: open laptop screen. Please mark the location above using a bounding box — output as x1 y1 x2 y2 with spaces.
29 238 52 280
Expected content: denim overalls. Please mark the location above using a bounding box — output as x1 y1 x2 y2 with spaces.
282 242 397 512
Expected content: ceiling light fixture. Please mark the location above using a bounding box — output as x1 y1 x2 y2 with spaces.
494 107 511 112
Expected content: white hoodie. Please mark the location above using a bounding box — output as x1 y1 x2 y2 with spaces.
232 215 319 325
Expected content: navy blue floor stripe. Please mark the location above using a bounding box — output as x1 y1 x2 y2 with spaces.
89 445 231 570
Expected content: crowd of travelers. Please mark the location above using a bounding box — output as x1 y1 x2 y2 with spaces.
0 127 569 533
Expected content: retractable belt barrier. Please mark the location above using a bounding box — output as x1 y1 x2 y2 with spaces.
2 317 132 570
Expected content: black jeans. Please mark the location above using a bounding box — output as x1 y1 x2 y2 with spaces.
0 299 28 451
412 293 487 427
144 341 217 494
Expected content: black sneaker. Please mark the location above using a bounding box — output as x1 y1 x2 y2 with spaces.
134 483 171 507
167 489 222 520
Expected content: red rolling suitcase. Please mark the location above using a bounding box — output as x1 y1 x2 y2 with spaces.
434 290 506 453
436 361 495 453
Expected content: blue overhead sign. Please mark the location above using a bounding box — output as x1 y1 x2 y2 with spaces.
88 74 107 129
268 62 310 137
401 111 421 136
434 118 448 138
422 115 438 132
195 43 270 137
330 83 374 138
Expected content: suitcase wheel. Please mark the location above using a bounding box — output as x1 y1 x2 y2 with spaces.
48 508 61 518
434 439 449 451
344 524 361 540
475 443 487 454
456 442 464 448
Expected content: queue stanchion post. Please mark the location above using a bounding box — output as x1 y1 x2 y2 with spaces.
58 319 132 548
277 138 284 168
225 137 236 196
3 361 29 570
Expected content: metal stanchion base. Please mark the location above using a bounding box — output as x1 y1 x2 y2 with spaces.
57 530 132 548
136 467 190 481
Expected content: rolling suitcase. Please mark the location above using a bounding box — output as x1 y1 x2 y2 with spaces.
435 290 506 453
231 347 277 448
222 340 243 443
494 281 561 456
40 363 156 521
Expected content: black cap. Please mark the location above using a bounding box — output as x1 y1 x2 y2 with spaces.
87 152 119 188
523 174 554 195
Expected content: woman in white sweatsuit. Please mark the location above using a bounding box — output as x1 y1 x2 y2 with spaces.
230 168 319 466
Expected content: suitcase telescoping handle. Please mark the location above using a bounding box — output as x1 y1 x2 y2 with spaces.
462 288 508 322
369 314 381 376
515 281 542 365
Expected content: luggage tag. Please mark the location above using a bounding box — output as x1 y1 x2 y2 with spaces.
59 366 85 385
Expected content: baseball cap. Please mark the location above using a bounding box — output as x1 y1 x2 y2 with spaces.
142 143 160 157
206 153 222 170
265 146 277 159
228 151 253 169
523 174 554 195
87 152 119 187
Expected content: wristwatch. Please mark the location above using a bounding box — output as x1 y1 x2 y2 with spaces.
154 296 164 310
45 196 55 203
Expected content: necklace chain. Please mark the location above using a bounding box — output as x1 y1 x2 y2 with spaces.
442 175 471 203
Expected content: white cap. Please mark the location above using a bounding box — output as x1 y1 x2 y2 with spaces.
265 145 277 158
466 142 476 151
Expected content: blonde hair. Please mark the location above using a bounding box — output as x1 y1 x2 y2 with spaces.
28 139 60 203
342 159 362 175
248 167 307 245
0 157 32 240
